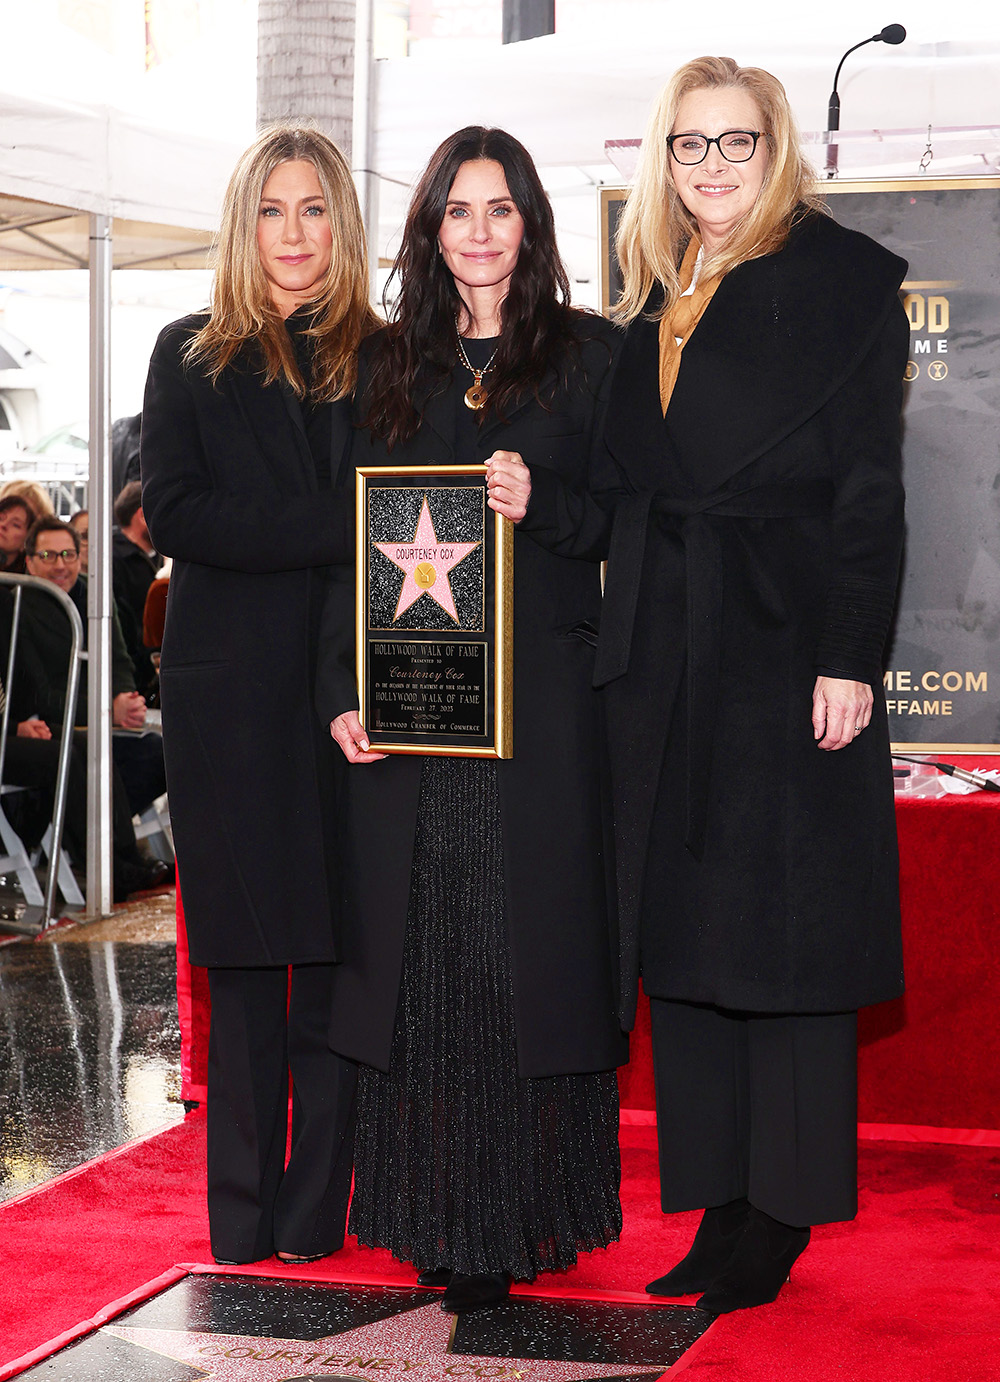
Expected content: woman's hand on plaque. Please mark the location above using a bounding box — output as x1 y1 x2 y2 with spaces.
330 710 388 763
486 450 531 523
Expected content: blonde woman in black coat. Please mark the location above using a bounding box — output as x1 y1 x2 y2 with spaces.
512 58 908 1315
141 125 378 1265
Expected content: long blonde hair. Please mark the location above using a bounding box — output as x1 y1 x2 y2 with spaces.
187 124 379 400
615 56 823 322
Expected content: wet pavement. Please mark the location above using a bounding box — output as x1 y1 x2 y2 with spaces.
0 938 184 1201
38 889 177 944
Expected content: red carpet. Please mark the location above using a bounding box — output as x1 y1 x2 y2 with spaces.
179 791 1000 1129
1 1112 998 1380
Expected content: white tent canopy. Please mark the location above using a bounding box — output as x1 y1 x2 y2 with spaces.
369 33 1000 287
374 36 1000 174
0 88 240 269
0 88 240 921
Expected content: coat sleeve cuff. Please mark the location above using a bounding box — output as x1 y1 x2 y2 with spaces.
316 671 360 728
814 576 897 685
518 462 561 534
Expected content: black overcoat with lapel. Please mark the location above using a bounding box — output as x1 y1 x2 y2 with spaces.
317 314 629 1079
525 213 909 1026
600 212 909 1023
140 313 353 968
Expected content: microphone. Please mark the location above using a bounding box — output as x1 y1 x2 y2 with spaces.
825 23 907 177
892 754 1000 793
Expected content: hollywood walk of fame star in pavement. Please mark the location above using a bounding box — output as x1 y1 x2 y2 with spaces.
104 1303 670 1380
374 496 480 624
25 1279 710 1381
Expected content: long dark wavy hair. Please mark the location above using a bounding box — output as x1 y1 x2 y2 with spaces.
365 126 586 448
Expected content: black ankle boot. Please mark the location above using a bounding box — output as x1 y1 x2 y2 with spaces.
417 1267 453 1288
646 1198 751 1296
440 1272 512 1314
696 1206 810 1315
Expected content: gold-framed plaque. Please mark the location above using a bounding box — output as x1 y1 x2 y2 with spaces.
356 465 513 757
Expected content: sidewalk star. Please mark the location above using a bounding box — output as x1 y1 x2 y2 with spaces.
375 496 480 623
105 1301 668 1379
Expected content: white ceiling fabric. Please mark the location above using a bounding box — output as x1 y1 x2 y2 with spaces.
369 31 1000 288
0 88 240 268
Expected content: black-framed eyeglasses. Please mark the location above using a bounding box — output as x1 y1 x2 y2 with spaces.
667 130 765 165
31 548 80 564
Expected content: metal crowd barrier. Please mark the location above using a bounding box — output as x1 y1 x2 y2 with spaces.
0 571 84 930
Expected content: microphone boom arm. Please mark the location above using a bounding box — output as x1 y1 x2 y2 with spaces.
824 25 906 178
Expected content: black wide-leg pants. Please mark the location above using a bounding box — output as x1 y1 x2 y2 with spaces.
650 998 858 1228
206 963 358 1263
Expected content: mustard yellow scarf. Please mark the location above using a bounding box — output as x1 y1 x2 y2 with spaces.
657 237 720 416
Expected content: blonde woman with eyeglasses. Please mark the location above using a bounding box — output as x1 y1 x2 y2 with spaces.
513 56 909 1314
604 56 909 1315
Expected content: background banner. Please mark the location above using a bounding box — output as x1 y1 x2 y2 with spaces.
600 178 1000 752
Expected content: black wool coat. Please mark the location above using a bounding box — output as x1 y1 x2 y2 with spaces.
317 314 629 1079
141 313 354 968
590 212 909 1023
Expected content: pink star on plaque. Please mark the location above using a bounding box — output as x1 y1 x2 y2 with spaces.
375 495 479 624
104 1301 669 1378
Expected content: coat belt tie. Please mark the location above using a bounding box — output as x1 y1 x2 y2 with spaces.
593 479 835 859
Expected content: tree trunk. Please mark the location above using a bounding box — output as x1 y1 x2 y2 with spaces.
257 0 355 160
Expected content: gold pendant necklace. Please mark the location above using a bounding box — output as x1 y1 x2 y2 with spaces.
464 375 490 410
456 322 500 411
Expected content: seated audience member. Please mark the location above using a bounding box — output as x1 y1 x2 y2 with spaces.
8 517 168 826
112 481 162 696
0 496 34 573
68 509 89 574
1 674 170 901
0 480 55 524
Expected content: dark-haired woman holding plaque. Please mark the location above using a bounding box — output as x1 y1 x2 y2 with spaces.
320 126 626 1315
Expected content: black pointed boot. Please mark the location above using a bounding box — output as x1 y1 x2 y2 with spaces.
696 1206 811 1314
646 1197 751 1296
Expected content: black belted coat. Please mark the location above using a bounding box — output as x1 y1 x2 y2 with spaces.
317 315 628 1078
141 313 352 968
523 212 908 1025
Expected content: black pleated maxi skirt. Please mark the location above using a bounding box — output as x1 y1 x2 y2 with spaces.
349 757 622 1280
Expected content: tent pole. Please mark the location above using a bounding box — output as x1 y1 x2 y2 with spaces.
353 0 378 293
86 212 113 918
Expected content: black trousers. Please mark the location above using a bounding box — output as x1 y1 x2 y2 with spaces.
650 997 858 1227
111 731 167 817
206 963 358 1263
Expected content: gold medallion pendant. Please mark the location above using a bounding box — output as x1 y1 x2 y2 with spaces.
464 378 489 410
456 321 500 411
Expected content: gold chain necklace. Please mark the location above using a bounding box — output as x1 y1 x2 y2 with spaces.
455 320 500 410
